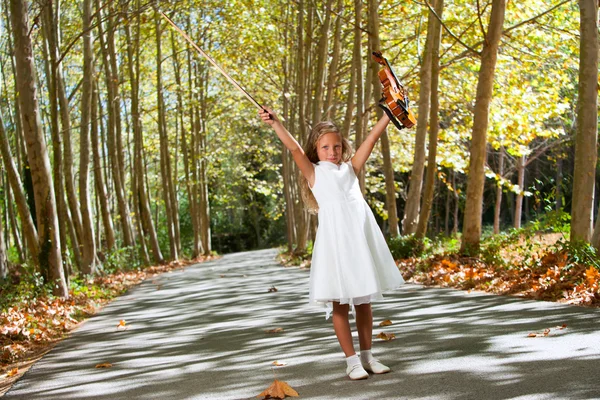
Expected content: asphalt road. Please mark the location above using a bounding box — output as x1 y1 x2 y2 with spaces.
4 248 600 399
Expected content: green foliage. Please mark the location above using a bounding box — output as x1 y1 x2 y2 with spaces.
102 246 143 274
0 265 51 312
551 238 600 271
387 234 432 259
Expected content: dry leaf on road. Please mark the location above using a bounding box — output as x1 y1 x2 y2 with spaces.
257 379 299 399
268 286 278 293
265 327 284 334
6 368 18 378
376 332 396 341
95 363 113 368
379 319 392 327
116 320 127 331
272 360 287 366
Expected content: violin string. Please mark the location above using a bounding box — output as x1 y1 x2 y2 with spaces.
160 11 264 111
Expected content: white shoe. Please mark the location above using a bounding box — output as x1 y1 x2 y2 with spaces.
362 359 391 374
346 364 369 380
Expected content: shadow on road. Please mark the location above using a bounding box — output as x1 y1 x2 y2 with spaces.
4 249 600 399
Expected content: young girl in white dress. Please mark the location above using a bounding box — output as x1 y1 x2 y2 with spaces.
259 107 405 380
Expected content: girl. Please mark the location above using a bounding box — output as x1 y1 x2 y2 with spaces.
259 108 405 380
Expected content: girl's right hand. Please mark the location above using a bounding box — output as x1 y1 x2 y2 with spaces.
259 107 280 126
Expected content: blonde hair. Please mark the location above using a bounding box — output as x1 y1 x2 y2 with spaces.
299 121 353 214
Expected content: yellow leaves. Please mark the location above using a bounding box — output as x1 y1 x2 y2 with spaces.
95 363 113 368
116 320 128 331
376 332 396 341
6 368 18 378
378 319 393 327
257 379 298 399
585 266 600 288
272 360 287 367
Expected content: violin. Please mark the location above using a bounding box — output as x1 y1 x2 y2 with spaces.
372 51 416 130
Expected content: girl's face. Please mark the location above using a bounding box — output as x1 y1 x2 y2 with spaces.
316 132 342 164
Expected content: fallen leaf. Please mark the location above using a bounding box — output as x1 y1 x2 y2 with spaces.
559 324 567 329
6 368 18 377
257 379 299 399
268 286 278 293
527 333 537 338
265 327 284 334
116 320 127 331
95 363 113 368
272 360 287 366
379 319 392 327
376 332 396 341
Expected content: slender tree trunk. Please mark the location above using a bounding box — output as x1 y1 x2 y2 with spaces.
198 69 211 255
100 3 135 247
341 2 357 140
416 0 444 240
403 0 438 235
10 0 67 296
461 0 506 253
5 183 24 262
294 0 308 253
311 0 333 123
324 0 342 120
155 12 179 260
91 80 116 251
0 204 6 280
0 112 39 257
282 3 296 252
368 0 398 236
352 0 365 193
124 12 163 264
493 146 504 234
453 171 459 234
79 0 98 274
555 157 563 212
513 155 525 229
571 0 598 242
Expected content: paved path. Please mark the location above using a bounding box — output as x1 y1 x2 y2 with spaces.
4 249 600 399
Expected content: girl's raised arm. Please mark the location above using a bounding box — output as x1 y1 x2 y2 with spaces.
351 115 391 174
259 108 315 186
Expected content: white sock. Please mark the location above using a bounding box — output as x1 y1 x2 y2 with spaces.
360 349 375 364
346 354 360 368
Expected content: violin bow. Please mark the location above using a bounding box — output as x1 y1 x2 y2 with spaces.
160 11 265 112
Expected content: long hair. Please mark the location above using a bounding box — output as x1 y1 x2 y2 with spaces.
299 121 353 214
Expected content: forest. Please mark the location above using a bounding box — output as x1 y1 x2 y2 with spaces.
0 0 598 302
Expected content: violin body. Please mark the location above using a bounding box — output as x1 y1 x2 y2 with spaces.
372 51 416 130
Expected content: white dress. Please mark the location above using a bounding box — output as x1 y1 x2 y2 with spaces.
308 161 405 316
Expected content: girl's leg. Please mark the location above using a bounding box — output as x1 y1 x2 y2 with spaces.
355 303 373 351
355 302 390 374
332 302 355 356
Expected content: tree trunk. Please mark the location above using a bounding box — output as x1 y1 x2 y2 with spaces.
155 12 179 260
311 0 333 123
324 0 343 120
368 0 399 236
555 157 563 212
341 0 357 141
294 0 308 253
416 0 444 240
571 0 598 242
91 80 116 251
79 0 98 274
198 67 211 256
353 0 365 193
493 146 504 234
0 112 39 257
403 0 438 235
461 0 506 253
124 11 163 264
10 0 67 296
0 205 6 280
514 155 525 229
100 3 135 248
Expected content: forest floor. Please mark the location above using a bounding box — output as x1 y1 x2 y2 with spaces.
0 255 217 396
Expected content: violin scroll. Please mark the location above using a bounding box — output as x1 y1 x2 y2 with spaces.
372 51 416 130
